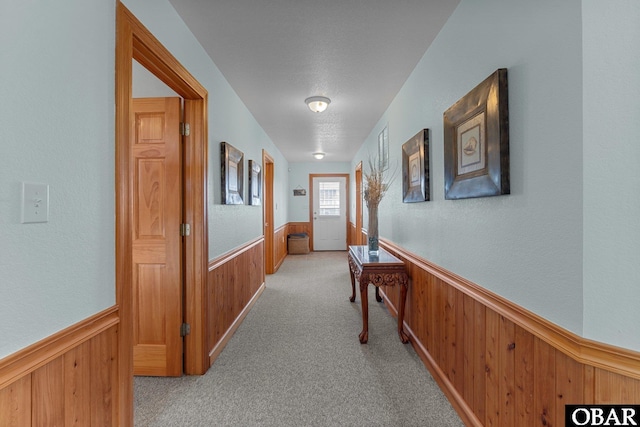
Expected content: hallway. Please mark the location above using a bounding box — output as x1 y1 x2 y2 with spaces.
134 252 463 426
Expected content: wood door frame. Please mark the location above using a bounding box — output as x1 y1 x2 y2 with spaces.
116 3 209 423
263 150 275 274
308 174 350 252
355 162 363 245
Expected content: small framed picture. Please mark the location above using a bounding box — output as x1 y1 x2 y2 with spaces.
248 160 262 205
402 129 429 203
378 124 389 170
221 142 244 205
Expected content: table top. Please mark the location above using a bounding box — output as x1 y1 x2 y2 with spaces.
348 245 403 266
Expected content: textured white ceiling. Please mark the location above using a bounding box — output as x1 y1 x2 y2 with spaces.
168 0 460 162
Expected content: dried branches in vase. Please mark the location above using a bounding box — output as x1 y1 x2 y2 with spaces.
363 156 395 255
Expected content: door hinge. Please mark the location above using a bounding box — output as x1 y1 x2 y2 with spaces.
180 122 190 136
180 323 191 337
180 223 191 236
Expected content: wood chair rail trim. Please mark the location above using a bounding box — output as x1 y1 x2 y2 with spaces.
0 306 119 390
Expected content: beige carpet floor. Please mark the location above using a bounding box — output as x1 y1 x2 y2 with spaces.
134 251 463 426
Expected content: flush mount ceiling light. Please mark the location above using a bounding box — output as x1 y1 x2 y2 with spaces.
313 152 325 160
305 96 331 113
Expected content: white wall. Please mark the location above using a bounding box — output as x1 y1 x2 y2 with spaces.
288 162 351 222
354 0 586 337
582 1 640 350
123 0 289 259
0 0 115 358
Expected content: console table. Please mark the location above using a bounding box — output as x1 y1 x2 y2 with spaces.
347 245 409 344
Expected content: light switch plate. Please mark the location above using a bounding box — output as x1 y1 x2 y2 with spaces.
21 182 49 223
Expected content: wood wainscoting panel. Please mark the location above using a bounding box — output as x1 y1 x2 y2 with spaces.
0 307 119 427
288 222 311 236
286 222 311 261
63 340 91 426
348 222 356 247
274 225 287 272
533 336 556 427
514 323 535 425
207 238 265 366
594 369 640 403
0 375 31 426
90 324 119 425
377 240 640 427
32 357 65 425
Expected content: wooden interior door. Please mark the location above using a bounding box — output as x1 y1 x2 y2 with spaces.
263 150 275 274
132 97 183 376
355 162 363 245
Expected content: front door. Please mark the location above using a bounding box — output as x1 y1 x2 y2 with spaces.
312 176 347 251
132 97 183 376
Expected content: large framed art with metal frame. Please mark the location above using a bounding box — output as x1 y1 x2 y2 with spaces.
443 68 510 200
221 141 244 205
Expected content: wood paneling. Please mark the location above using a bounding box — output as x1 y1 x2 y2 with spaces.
594 369 640 404
64 341 91 426
207 238 265 366
274 225 287 271
32 357 64 425
0 376 31 427
514 324 535 425
288 222 311 236
284 222 312 262
348 222 356 246
270 222 313 272
376 239 640 427
0 308 119 427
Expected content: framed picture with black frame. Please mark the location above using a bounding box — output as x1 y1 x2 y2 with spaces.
248 159 262 205
221 142 244 205
402 129 430 203
443 68 510 200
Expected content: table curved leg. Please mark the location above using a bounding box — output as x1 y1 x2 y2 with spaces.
375 286 382 303
349 268 356 302
359 281 369 344
397 281 409 344
398 329 410 344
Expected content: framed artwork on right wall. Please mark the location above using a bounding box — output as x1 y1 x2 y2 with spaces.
402 129 430 203
443 68 510 200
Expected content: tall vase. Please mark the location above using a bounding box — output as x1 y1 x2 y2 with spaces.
367 204 379 256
